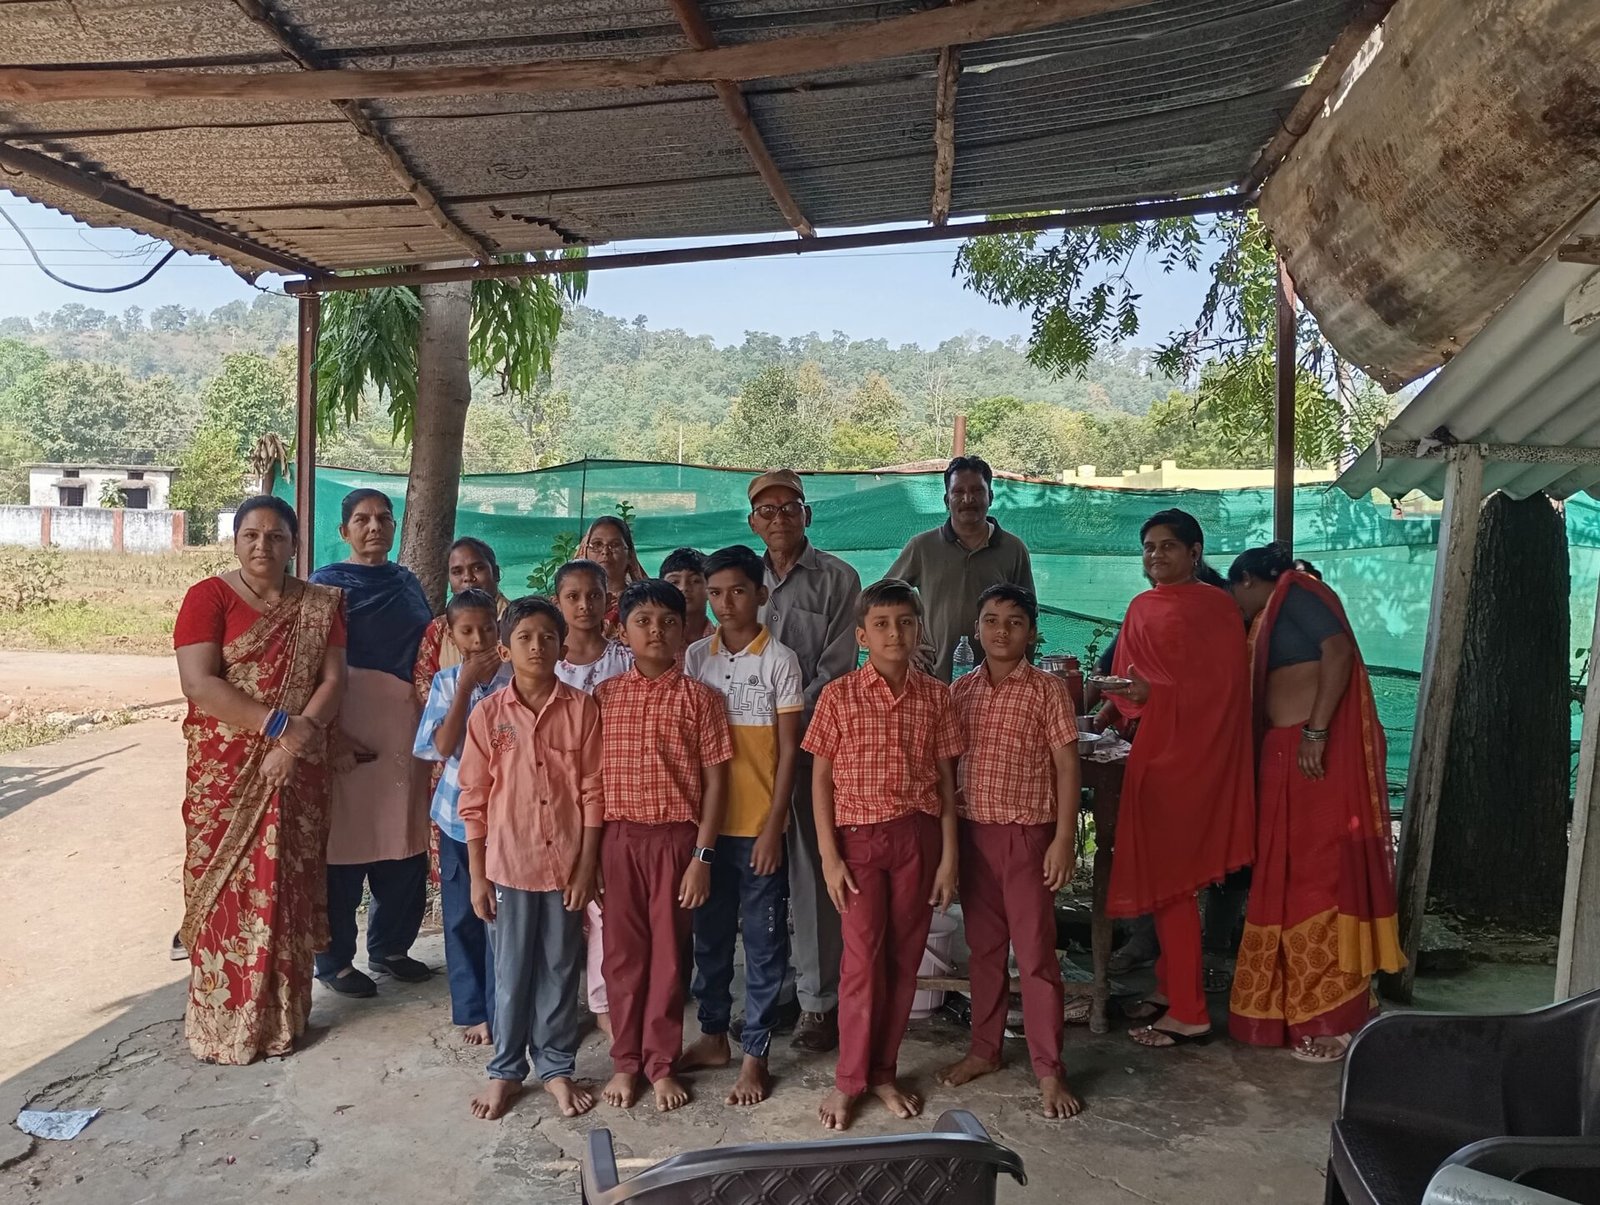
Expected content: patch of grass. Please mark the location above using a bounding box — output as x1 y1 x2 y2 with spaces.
0 548 229 655
0 708 137 754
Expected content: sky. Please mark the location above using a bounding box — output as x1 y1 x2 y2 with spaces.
0 192 1213 349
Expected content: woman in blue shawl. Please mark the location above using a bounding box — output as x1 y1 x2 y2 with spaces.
310 489 435 998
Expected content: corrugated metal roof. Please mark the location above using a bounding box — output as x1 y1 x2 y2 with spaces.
1336 200 1600 503
0 0 1368 276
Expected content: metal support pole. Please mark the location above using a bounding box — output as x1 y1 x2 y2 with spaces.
294 294 321 579
1273 254 1297 549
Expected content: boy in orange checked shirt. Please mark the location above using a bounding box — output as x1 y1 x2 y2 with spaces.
457 596 603 1122
595 578 733 1114
803 577 962 1132
937 584 1083 1119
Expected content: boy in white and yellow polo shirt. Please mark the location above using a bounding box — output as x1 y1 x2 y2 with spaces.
680 544 804 1106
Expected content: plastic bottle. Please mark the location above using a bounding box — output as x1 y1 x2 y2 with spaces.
952 635 975 678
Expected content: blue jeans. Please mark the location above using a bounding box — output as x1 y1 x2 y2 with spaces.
438 833 495 1028
315 853 428 979
691 835 790 1059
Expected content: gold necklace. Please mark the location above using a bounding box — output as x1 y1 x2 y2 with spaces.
238 570 286 604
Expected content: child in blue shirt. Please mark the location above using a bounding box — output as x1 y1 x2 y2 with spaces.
413 588 512 1045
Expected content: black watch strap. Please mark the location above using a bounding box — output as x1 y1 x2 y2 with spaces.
692 845 716 864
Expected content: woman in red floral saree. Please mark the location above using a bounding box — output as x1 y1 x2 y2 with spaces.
1225 543 1404 1062
174 496 347 1064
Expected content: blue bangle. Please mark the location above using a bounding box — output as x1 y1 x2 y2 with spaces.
264 709 289 741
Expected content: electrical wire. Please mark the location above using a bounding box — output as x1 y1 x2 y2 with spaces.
0 206 179 293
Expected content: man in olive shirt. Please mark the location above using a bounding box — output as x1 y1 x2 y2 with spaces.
747 468 861 1053
888 455 1035 681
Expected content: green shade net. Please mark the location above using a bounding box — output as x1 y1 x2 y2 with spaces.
282 458 1600 800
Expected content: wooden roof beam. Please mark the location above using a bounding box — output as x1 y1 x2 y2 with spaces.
930 42 961 225
666 0 812 238
230 0 491 262
0 0 1152 104
0 138 321 277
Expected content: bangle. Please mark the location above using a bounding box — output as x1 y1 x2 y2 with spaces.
263 709 289 742
1301 726 1329 742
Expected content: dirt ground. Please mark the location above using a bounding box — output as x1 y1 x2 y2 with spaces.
0 656 1560 1204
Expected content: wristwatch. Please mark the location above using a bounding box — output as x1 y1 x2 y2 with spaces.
691 846 716 865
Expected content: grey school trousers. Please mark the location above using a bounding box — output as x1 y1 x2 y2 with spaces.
785 752 844 1013
486 886 584 1083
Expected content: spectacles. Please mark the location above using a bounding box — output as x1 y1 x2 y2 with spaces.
753 501 806 521
586 540 628 554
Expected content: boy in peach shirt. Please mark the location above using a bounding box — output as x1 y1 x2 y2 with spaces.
458 597 603 1121
803 578 962 1132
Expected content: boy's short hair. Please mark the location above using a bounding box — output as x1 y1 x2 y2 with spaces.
619 578 686 624
857 577 922 625
446 587 498 626
658 546 706 579
702 543 766 590
553 558 607 594
499 594 567 644
976 582 1038 628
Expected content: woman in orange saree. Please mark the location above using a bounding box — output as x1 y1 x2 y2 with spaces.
1225 543 1404 1062
174 496 347 1064
1100 509 1255 1048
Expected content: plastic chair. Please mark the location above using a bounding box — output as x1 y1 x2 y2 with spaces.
580 1108 1026 1204
1326 989 1600 1205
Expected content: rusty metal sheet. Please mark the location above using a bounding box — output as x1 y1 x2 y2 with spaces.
1261 0 1600 390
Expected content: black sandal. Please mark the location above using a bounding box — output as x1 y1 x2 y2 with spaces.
1122 999 1168 1023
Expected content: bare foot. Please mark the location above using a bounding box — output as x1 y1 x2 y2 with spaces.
1129 1017 1211 1048
544 1076 596 1117
726 1055 772 1106
818 1088 860 1131
652 1075 691 1112
871 1081 922 1120
936 1053 1000 1087
603 1071 640 1108
470 1078 523 1120
595 1011 613 1039
462 1022 491 1046
678 1031 732 1072
1039 1074 1084 1119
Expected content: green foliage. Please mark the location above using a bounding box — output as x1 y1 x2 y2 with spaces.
169 424 248 544
200 351 294 459
0 546 63 613
98 478 125 508
526 531 580 593
0 424 43 504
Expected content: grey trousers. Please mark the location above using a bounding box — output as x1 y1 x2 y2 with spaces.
784 753 843 1013
486 886 584 1083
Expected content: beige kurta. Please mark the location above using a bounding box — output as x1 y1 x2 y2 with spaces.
325 667 431 865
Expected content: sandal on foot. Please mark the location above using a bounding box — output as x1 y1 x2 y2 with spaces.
1121 999 1168 1023
1130 1025 1212 1049
1289 1034 1351 1064
1108 948 1156 975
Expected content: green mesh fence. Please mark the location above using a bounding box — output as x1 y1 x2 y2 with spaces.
281 458 1600 799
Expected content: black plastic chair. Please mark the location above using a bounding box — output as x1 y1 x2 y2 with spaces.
581 1108 1026 1204
1327 989 1600 1205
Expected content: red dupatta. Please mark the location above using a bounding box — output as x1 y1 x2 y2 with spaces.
1248 571 1404 976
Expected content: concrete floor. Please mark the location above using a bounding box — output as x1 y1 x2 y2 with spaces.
0 716 1558 1205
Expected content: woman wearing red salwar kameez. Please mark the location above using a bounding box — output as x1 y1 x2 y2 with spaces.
1225 544 1404 1062
174 496 347 1064
1100 509 1255 1048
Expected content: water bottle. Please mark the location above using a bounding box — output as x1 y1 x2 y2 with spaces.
952 636 975 678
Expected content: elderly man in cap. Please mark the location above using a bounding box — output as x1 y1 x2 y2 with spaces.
746 468 861 1053
889 455 1035 681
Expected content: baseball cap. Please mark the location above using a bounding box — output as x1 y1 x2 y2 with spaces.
747 468 806 503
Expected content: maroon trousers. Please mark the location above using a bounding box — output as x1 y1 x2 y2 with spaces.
601 820 695 1082
959 820 1064 1079
835 811 940 1096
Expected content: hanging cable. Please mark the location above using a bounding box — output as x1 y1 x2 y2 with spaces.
0 206 179 293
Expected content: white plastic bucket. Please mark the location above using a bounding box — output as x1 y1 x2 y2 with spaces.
909 911 961 1019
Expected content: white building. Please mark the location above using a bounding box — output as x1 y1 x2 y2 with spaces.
26 464 176 510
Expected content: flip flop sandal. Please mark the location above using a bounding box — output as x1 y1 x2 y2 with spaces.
1204 966 1233 995
1289 1034 1351 1064
1129 1025 1212 1049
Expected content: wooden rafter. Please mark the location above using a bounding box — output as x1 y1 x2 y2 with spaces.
1243 0 1397 191
930 43 961 225
0 0 1152 104
231 0 491 262
0 139 320 276
666 0 813 238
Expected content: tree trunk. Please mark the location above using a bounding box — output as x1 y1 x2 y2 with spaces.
399 275 472 611
1433 492 1570 928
